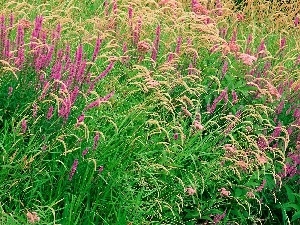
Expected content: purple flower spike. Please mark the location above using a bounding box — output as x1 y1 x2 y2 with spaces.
69 159 79 180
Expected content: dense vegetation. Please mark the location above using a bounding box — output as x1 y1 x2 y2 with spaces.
0 0 299 224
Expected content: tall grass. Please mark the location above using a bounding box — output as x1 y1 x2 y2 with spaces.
0 0 300 224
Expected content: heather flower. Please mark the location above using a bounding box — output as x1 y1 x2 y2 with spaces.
186 187 196 195
98 165 104 173
257 136 268 150
193 120 204 130
151 25 161 61
46 106 54 120
85 91 114 111
133 16 142 45
21 119 27 133
181 107 192 117
174 133 179 140
256 179 266 192
137 41 151 53
32 103 38 118
237 12 244 21
69 159 79 180
232 91 238 104
294 15 299 27
279 37 286 50
8 86 13 96
76 114 85 127
236 160 248 171
213 211 226 224
257 154 268 165
92 36 102 62
26 211 40 223
246 191 255 198
82 148 89 157
207 88 228 114
221 60 228 79
238 53 257 66
219 187 230 197
93 131 100 150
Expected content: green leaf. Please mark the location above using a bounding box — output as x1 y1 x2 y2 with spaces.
291 211 300 222
284 185 295 203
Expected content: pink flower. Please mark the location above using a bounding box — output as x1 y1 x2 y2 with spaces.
219 187 230 197
194 120 204 130
238 53 257 66
76 114 85 127
26 211 40 223
82 148 89 157
21 119 27 133
69 159 79 180
46 106 54 120
93 131 100 150
237 12 244 21
256 179 266 192
186 187 196 195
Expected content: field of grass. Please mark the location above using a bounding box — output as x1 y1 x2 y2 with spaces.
0 0 300 224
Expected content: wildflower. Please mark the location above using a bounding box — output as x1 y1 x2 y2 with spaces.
82 148 89 157
236 160 248 171
69 159 79 180
92 36 102 62
137 41 151 53
8 87 13 96
21 119 27 133
46 106 54 120
194 120 204 130
85 91 114 111
181 107 192 117
237 12 244 21
221 60 228 79
219 187 230 197
76 114 85 127
267 83 281 100
232 91 238 104
174 133 179 140
151 25 161 61
98 165 104 173
213 211 226 224
186 187 196 195
238 53 257 66
93 132 100 150
294 15 299 27
257 136 268 150
26 211 40 223
280 37 286 50
256 179 266 192
257 154 268 165
246 191 255 198
19 19 31 29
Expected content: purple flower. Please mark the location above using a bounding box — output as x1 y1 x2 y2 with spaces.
151 25 161 62
8 87 13 96
46 106 54 120
76 114 85 127
92 36 102 62
174 133 179 140
21 119 27 133
82 148 89 157
69 159 79 180
93 132 100 150
85 91 114 111
98 165 104 173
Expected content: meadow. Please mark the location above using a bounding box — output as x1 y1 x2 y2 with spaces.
0 0 300 224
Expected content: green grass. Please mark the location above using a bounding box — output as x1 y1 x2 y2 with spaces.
1 0 300 224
